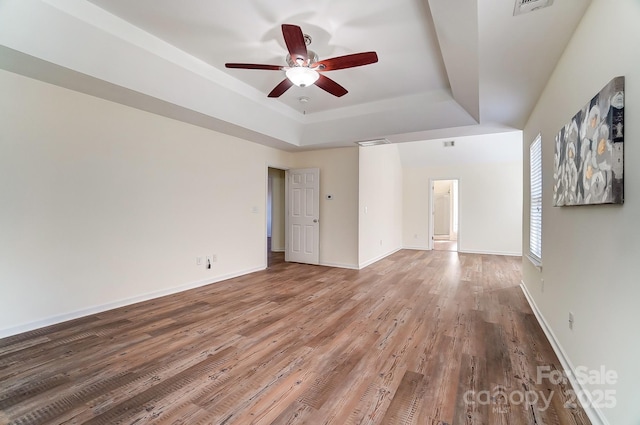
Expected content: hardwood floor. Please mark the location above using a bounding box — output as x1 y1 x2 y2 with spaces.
432 240 458 252
0 250 590 425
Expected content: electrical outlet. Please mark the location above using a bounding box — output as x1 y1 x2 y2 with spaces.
196 256 203 266
568 312 574 330
212 254 217 263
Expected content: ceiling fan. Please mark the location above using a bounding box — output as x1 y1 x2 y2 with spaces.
225 24 378 98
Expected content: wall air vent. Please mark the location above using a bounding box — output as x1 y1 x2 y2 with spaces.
443 140 455 148
513 0 554 16
355 138 390 147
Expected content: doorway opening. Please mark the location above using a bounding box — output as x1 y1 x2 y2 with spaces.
267 167 286 267
431 179 459 252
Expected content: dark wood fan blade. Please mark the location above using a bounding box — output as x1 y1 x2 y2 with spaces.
315 74 348 97
268 79 294 98
282 24 308 63
225 63 283 71
312 52 378 71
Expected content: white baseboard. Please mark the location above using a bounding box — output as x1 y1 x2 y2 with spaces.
319 261 359 270
520 282 609 425
270 248 285 253
458 248 522 256
0 266 264 339
402 246 521 256
402 245 431 251
358 247 402 269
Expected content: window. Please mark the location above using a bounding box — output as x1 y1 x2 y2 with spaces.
529 135 542 266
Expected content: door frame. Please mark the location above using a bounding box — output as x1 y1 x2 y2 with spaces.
265 164 289 268
429 178 460 250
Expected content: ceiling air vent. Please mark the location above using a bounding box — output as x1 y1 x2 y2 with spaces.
356 138 390 147
443 140 455 148
513 0 554 16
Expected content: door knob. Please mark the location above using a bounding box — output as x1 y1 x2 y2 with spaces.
313 219 319 223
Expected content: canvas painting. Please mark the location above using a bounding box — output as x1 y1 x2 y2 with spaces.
553 76 624 206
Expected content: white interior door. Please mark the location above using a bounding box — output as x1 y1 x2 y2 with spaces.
286 168 320 265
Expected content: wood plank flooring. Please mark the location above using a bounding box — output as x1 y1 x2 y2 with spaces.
432 240 458 252
0 250 591 424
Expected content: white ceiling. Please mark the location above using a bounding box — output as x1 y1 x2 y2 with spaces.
0 0 591 152
84 0 450 115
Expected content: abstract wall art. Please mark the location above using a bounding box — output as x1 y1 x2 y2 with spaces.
553 76 624 206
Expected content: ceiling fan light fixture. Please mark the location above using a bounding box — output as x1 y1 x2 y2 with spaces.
285 66 319 87
226 24 377 98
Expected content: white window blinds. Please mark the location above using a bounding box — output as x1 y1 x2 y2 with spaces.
529 135 542 264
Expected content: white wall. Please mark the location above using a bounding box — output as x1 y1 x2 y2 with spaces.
521 1 640 424
403 161 522 255
0 69 293 336
358 144 403 267
293 148 359 269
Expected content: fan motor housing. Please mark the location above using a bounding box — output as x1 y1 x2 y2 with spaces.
286 51 319 67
